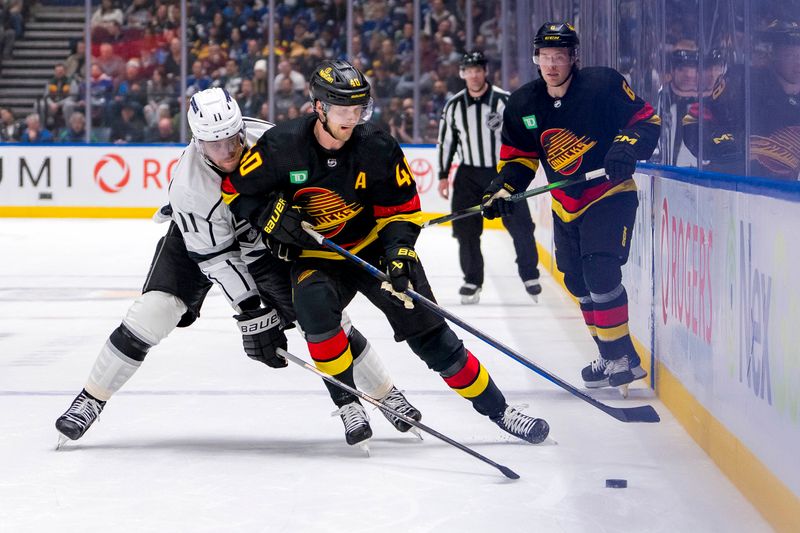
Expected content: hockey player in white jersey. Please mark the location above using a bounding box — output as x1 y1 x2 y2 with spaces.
55 88 421 447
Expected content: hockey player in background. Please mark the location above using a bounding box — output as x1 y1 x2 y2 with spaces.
482 23 661 394
221 60 550 445
55 88 421 447
682 20 800 180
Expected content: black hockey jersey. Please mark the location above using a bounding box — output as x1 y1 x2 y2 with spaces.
498 67 660 222
222 113 423 260
683 64 800 180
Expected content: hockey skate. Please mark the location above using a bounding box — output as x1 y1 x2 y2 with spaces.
491 405 549 444
379 386 422 438
55 389 106 448
333 401 372 448
523 279 542 303
581 354 647 397
459 283 481 305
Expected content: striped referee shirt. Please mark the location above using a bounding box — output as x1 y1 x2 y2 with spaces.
437 84 509 180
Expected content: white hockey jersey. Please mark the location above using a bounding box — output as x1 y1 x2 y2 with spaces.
168 117 273 312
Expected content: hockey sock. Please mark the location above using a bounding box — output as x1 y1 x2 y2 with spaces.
591 284 635 360
577 295 601 348
349 327 393 399
440 350 506 418
307 328 358 407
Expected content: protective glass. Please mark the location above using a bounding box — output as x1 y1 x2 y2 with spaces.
323 98 374 124
533 51 574 66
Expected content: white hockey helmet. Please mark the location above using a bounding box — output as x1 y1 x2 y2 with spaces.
188 87 244 141
188 87 245 171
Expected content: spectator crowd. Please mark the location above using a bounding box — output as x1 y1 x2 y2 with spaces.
1 0 507 144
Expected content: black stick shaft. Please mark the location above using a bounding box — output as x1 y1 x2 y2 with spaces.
301 224 659 424
423 168 607 228
277 348 521 480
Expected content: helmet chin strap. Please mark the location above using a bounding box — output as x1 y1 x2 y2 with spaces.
313 100 336 138
320 112 336 138
553 69 574 87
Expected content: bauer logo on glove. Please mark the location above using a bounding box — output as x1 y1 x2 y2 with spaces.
264 197 287 235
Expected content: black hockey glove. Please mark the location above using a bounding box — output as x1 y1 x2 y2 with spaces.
604 136 639 184
481 178 516 220
257 192 318 250
263 235 302 262
234 307 288 368
706 130 740 161
385 246 419 293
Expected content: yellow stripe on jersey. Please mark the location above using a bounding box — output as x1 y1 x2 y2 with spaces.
221 190 240 205
497 157 539 174
551 180 637 223
300 211 425 260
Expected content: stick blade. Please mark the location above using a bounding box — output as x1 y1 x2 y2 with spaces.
606 404 661 423
498 465 521 480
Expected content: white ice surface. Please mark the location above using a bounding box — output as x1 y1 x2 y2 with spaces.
0 219 771 533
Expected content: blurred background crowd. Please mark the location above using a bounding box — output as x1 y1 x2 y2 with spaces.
0 0 798 181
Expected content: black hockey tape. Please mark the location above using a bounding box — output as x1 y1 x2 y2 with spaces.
605 479 628 488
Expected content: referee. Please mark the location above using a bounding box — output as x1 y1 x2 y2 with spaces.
437 51 541 304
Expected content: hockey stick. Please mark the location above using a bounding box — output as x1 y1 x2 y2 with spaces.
422 168 608 228
301 223 660 424
277 347 521 480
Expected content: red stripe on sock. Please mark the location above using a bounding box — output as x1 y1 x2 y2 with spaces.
443 351 480 389
594 305 628 328
308 329 348 362
581 309 595 325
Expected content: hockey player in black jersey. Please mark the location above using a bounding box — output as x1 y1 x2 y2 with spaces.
55 88 421 447
482 23 661 395
682 20 800 179
222 59 549 445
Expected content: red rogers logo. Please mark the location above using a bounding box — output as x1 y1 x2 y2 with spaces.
94 154 130 193
409 158 433 193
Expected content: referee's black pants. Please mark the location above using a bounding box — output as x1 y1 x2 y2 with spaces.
450 165 540 287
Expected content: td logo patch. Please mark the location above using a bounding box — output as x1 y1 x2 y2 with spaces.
290 170 308 184
522 114 538 129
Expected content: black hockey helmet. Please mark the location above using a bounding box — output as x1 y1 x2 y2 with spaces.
670 48 700 67
759 20 800 46
460 51 488 68
533 22 580 50
309 59 371 106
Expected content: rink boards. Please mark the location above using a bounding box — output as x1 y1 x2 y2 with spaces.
529 169 800 531
1 144 799 530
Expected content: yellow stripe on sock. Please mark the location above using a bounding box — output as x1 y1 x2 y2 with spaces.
596 323 629 342
314 348 354 376
454 365 490 398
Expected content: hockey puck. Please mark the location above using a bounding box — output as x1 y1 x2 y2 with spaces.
605 479 627 488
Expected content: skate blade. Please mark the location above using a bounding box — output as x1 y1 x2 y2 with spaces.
529 294 539 304
409 427 423 441
56 434 69 450
358 442 371 456
617 383 630 398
